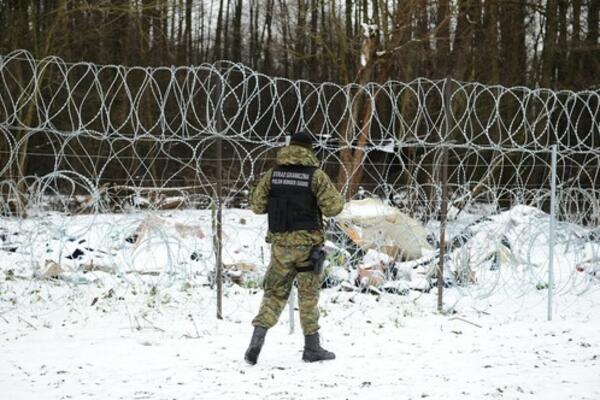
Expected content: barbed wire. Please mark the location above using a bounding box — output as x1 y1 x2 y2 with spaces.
0 50 599 320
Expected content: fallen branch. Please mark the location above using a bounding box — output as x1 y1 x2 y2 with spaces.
188 314 201 338
0 307 17 316
125 271 161 276
471 306 491 316
449 316 483 329
141 316 166 332
18 316 38 330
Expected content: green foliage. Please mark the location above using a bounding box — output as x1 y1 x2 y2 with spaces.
4 269 14 281
536 282 549 290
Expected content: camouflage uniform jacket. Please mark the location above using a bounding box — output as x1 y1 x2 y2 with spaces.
249 145 345 246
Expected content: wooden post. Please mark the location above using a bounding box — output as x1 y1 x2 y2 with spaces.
437 77 452 313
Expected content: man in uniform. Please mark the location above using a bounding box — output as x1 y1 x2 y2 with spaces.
244 131 345 364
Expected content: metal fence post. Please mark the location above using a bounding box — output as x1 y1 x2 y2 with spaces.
215 72 224 320
548 144 557 321
288 287 296 334
286 132 296 334
438 146 449 313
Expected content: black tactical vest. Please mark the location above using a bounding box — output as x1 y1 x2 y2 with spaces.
267 165 322 233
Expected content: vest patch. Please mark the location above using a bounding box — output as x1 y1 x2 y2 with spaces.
271 171 311 187
267 165 321 233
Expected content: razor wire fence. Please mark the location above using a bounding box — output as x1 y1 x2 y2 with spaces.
0 49 599 320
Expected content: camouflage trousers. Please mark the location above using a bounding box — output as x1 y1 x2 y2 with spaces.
252 244 322 335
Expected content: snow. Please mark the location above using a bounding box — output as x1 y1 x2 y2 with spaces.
1 203 600 399
338 198 397 220
0 209 268 277
374 139 395 153
1 284 599 399
360 53 367 67
362 248 394 266
360 22 378 39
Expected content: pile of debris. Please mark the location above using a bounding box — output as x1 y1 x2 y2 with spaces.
325 198 435 294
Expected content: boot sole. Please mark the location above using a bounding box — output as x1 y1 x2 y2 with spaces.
244 349 260 365
302 353 336 362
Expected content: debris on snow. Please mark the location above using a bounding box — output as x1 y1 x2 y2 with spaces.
335 198 433 260
223 262 257 286
357 263 386 288
40 260 63 279
128 214 205 247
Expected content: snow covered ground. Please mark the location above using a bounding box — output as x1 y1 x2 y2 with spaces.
1 204 599 399
1 282 599 400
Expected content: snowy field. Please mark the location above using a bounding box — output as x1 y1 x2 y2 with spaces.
1 285 599 400
1 205 599 399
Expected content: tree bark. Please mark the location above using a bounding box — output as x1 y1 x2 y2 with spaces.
185 0 193 64
336 25 379 197
213 0 225 60
556 0 569 86
262 0 274 74
232 0 243 62
436 0 450 77
569 0 583 88
294 0 307 79
586 0 599 80
541 0 558 88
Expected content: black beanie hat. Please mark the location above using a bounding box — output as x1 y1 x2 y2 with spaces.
289 131 314 149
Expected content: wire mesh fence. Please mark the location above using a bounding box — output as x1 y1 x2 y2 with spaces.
0 50 599 323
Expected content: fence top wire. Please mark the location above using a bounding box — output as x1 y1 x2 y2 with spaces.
0 49 598 216
0 50 598 148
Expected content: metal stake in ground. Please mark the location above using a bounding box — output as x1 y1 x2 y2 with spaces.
548 144 557 321
215 73 224 320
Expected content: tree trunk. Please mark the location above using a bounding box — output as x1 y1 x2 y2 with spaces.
176 0 184 63
416 0 431 77
345 0 354 76
223 0 231 61
199 0 205 60
452 0 472 80
294 0 307 79
586 0 599 80
541 0 558 88
331 0 350 82
161 1 171 63
336 26 378 198
213 0 225 60
185 0 193 64
556 0 569 86
569 0 583 88
232 0 242 62
279 0 291 76
309 0 318 76
436 0 450 76
498 1 526 85
481 0 499 83
262 0 274 74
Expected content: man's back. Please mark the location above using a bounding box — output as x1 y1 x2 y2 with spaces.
249 143 344 245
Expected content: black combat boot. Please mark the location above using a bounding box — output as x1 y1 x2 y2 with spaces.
302 333 336 362
244 326 268 365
